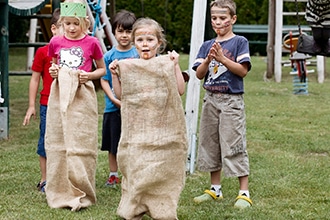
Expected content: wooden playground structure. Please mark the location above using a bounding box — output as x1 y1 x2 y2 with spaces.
8 0 116 73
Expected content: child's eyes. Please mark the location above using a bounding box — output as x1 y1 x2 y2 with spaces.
64 22 80 26
118 30 132 34
135 37 156 42
211 16 227 20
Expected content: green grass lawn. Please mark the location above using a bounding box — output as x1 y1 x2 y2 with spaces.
1 49 329 219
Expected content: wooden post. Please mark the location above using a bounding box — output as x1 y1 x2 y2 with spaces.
52 0 61 11
0 0 9 139
266 0 275 79
184 0 207 174
108 0 116 20
27 18 37 71
99 0 117 48
316 56 325 83
274 0 283 82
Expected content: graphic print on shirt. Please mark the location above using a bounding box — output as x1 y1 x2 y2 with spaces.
204 59 229 93
207 59 227 83
59 47 84 69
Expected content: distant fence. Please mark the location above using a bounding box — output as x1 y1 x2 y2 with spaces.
233 24 311 55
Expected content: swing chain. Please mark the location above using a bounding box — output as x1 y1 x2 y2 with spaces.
295 0 301 35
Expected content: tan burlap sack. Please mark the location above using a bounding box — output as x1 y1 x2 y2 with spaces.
45 66 98 211
116 55 188 220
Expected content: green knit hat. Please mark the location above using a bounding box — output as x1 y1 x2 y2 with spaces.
60 2 87 17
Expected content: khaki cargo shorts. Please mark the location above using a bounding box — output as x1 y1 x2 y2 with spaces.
197 91 250 177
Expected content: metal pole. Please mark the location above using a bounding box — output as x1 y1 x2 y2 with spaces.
0 0 9 139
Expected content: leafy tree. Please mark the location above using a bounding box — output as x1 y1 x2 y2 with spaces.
114 0 275 53
114 0 193 53
8 14 29 43
10 0 305 55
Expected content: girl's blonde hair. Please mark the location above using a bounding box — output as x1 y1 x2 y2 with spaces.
132 18 167 54
59 0 91 34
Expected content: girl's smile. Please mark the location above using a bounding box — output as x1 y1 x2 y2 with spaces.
115 26 133 50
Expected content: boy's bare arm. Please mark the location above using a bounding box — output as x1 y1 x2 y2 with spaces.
23 71 41 126
109 60 122 99
195 57 212 80
100 78 121 108
168 50 185 96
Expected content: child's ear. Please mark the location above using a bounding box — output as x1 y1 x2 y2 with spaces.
50 24 57 35
156 41 162 52
232 15 237 25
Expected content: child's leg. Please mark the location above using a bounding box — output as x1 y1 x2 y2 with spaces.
109 152 118 173
211 170 221 185
234 175 252 208
39 156 47 182
37 105 47 192
313 27 330 54
322 28 330 54
37 156 47 192
105 152 120 187
238 175 249 191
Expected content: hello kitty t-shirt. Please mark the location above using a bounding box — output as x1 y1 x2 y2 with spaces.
48 35 103 72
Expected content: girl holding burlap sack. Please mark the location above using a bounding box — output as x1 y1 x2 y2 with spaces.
110 18 188 220
46 0 105 211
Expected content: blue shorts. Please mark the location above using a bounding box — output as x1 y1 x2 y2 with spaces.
37 105 47 157
101 111 121 154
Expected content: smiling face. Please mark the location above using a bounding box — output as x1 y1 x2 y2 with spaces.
210 6 236 37
134 26 161 60
115 25 133 50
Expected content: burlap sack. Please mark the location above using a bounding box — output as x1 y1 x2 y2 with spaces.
116 55 188 220
45 66 98 211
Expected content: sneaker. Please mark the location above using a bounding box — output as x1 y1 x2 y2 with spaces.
193 189 223 204
37 181 46 193
105 175 120 187
234 193 253 209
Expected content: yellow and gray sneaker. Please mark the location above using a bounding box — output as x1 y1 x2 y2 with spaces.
234 193 253 208
193 189 223 204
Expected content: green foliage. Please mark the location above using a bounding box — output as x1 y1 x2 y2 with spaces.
114 0 193 53
8 14 29 43
8 0 310 54
282 0 308 25
236 0 269 24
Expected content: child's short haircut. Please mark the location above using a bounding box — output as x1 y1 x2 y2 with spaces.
51 8 61 26
210 0 236 17
112 10 136 35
